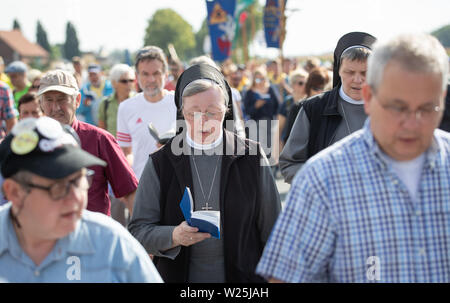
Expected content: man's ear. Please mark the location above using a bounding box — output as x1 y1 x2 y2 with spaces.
362 83 373 116
2 179 25 207
75 92 82 109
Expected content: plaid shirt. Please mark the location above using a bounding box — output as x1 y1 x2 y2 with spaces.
257 119 450 282
0 82 16 139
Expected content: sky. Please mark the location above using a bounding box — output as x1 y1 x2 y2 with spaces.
1 0 449 60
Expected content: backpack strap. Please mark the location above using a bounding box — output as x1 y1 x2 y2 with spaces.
102 96 111 130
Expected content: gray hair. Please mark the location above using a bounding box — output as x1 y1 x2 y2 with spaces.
367 33 449 92
189 56 219 69
340 46 372 65
182 79 228 109
135 46 168 73
2 170 33 197
109 64 134 83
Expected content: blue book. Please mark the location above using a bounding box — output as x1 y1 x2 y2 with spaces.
179 187 220 239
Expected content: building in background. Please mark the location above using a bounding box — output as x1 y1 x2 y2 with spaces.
0 30 49 65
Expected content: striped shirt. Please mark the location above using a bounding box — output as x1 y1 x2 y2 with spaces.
256 119 450 282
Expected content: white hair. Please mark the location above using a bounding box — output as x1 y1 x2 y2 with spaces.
182 79 228 109
189 56 219 69
367 33 449 92
289 68 308 85
109 64 134 83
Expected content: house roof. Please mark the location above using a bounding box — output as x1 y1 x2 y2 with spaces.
0 30 49 58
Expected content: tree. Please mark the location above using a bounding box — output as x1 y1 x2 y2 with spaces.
63 22 80 60
233 2 263 63
36 20 51 52
50 44 63 61
13 19 21 31
432 24 450 48
143 9 196 60
194 19 209 57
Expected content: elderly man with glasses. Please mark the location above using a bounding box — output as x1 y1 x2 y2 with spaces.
0 117 162 282
257 33 450 283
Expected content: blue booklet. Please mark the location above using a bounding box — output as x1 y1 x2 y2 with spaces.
179 187 220 239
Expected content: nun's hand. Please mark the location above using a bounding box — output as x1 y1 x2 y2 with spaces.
172 221 211 247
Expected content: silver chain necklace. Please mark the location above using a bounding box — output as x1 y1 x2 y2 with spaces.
340 101 352 136
191 155 220 211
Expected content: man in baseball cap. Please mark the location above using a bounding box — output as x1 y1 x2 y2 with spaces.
37 69 138 219
5 61 31 107
0 116 162 282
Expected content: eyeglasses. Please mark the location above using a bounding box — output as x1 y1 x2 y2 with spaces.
183 110 224 120
376 96 443 123
15 169 94 200
118 79 135 84
311 86 325 91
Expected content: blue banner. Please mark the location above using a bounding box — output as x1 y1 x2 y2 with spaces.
206 0 237 62
263 0 286 48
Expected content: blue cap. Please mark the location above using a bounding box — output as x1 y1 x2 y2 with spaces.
5 61 27 74
87 63 101 73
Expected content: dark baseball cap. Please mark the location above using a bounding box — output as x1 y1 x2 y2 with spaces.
0 117 106 179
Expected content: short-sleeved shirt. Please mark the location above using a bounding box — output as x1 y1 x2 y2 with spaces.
12 82 31 108
257 120 450 282
72 118 138 215
0 81 16 139
97 94 119 137
117 91 177 179
0 203 163 282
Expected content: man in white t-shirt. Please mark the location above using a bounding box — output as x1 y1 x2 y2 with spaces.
117 46 177 179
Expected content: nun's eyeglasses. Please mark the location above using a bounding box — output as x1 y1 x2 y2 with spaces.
183 110 224 120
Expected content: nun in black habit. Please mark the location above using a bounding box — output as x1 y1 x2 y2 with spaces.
128 63 281 283
279 31 377 183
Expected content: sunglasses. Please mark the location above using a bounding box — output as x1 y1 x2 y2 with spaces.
311 86 325 91
118 79 135 84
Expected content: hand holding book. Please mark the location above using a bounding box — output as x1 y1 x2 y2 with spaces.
172 221 211 247
179 187 221 239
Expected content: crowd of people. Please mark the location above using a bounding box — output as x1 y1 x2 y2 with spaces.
0 31 450 283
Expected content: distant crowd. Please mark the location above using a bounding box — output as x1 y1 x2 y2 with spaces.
1 31 450 283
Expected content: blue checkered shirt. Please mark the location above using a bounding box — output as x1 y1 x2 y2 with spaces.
257 119 450 282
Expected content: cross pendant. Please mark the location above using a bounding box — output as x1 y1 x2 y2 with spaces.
202 202 213 211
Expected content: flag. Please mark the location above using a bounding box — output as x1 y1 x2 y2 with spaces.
206 0 237 62
263 0 287 48
233 0 255 46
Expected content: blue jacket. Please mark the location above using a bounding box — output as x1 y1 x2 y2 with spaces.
77 80 113 125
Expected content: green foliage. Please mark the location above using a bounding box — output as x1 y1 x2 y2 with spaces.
233 3 263 63
50 44 63 61
13 19 21 31
431 24 450 48
63 22 80 60
143 9 196 60
194 19 209 57
36 20 51 52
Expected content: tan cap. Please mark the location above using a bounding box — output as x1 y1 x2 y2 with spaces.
37 70 79 96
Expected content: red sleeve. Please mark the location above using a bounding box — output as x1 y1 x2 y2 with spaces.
98 130 138 198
